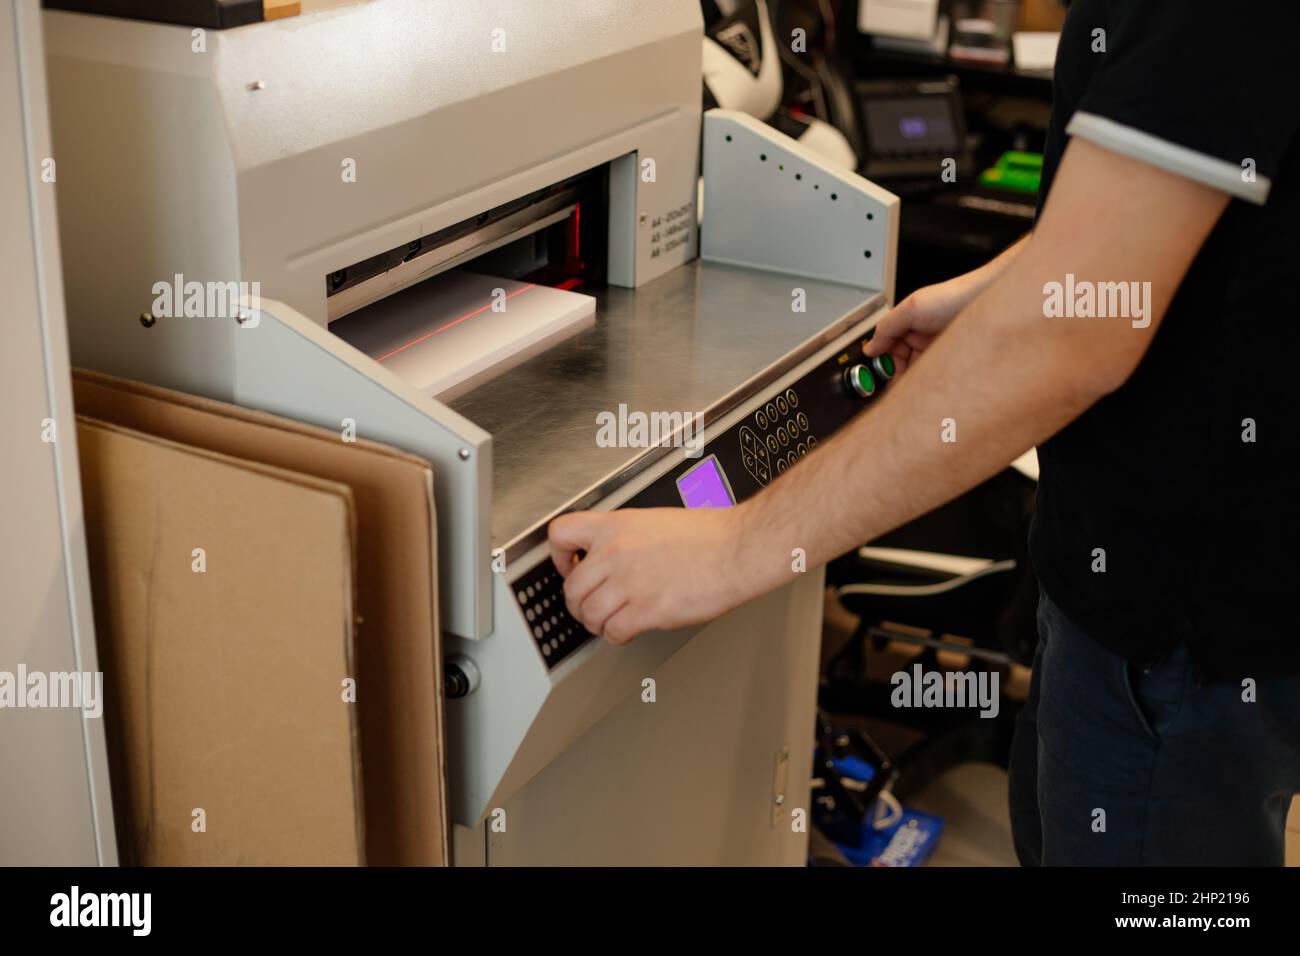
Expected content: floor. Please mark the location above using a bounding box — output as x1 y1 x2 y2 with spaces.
908 763 1019 866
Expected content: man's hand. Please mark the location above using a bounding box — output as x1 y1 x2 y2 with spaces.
548 506 750 645
864 234 1027 373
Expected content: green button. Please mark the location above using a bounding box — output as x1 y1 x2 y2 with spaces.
877 354 895 378
855 366 875 396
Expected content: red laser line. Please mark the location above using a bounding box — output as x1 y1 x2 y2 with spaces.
376 283 538 363
570 202 582 261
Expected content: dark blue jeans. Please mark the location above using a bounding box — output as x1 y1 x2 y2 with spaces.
1008 590 1300 865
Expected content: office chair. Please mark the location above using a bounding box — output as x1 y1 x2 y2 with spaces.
703 0 861 169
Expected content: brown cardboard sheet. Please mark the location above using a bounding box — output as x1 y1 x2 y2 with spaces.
76 417 363 865
73 369 447 866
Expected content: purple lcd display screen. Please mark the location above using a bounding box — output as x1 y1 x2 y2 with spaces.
676 455 735 509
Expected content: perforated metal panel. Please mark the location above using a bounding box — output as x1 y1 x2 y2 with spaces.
701 109 900 301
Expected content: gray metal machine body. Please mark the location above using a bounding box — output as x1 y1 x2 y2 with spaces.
42 0 899 864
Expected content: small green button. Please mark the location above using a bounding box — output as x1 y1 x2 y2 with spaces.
846 364 876 398
875 354 895 379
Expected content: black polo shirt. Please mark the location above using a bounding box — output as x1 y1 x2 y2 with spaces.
1028 0 1300 681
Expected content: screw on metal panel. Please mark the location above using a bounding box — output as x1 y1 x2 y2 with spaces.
247 80 266 91
458 448 471 460
139 312 156 328
638 212 647 225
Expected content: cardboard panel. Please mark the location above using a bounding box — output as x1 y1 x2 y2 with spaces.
73 369 447 865
76 418 362 865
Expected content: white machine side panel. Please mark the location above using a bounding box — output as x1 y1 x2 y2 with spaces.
701 110 900 301
444 563 698 827
1 0 116 866
484 572 825 866
441 575 556 826
231 300 493 640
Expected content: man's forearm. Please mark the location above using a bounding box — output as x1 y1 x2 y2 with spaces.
729 135 1230 601
969 233 1030 291
733 252 1107 596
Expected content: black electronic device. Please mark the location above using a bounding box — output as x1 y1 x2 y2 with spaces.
856 76 971 182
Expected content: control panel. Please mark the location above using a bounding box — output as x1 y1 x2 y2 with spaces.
512 333 894 670
512 560 591 669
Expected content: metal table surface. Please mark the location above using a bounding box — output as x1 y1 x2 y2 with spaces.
447 259 884 550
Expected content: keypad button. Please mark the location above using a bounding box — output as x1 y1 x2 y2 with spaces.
786 389 799 409
517 560 601 669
